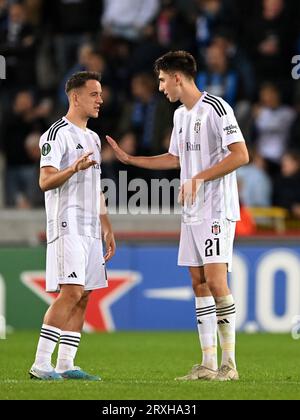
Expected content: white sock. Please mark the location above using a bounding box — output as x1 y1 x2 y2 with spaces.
34 324 61 368
215 295 236 368
195 296 217 371
56 331 81 373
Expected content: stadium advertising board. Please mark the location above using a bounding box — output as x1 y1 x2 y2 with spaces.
0 244 300 333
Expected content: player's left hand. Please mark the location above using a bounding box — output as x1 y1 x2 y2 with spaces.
103 231 116 262
178 178 203 206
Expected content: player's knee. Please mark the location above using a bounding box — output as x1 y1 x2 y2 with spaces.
77 291 91 308
193 282 210 296
205 277 226 295
60 287 85 305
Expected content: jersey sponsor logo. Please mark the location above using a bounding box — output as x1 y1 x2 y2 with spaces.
223 124 238 135
42 143 51 156
186 142 201 152
212 221 221 235
93 163 100 170
194 118 201 133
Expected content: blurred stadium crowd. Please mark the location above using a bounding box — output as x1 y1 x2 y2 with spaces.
0 0 300 228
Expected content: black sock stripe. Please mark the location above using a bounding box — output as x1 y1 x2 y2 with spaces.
217 311 236 317
196 306 216 312
196 304 216 311
60 335 81 340
59 341 79 348
41 327 60 335
41 330 60 339
196 308 216 315
40 334 59 344
60 337 81 344
206 94 227 115
216 303 235 310
216 310 235 316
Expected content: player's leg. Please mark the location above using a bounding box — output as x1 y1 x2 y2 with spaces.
55 291 91 375
196 219 238 381
204 262 238 381
190 266 218 372
56 237 106 381
30 284 85 380
176 225 217 380
30 235 86 379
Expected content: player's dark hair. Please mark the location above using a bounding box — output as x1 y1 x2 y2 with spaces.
154 51 197 79
65 71 101 94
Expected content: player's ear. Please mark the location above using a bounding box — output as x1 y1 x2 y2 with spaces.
174 73 182 86
72 90 79 106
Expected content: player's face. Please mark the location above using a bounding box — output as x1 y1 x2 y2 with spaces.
158 70 181 102
76 80 103 118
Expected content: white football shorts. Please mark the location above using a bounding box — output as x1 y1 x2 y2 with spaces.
46 234 108 292
178 219 236 272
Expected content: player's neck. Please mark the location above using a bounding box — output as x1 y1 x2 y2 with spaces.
65 111 88 131
180 85 203 111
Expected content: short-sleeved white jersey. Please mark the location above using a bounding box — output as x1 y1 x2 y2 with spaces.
169 92 245 222
40 117 102 243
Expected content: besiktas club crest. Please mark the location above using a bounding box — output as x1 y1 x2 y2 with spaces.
212 221 221 235
194 119 201 133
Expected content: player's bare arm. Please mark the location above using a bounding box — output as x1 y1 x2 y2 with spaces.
179 142 249 205
39 152 97 192
106 135 180 170
100 192 116 262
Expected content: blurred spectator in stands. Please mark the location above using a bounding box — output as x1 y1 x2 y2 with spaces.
88 83 120 139
101 0 159 42
244 0 294 86
154 0 193 51
118 72 173 154
1 90 47 208
252 83 296 175
0 0 8 31
288 100 300 153
43 0 103 77
211 29 256 102
196 43 238 106
193 0 236 64
112 131 143 206
0 2 37 88
273 151 300 219
58 43 94 107
237 148 272 207
24 131 43 207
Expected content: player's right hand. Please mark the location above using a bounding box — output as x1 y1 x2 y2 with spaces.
106 136 130 165
72 152 97 173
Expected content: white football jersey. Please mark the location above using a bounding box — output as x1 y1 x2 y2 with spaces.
40 117 102 243
169 92 245 222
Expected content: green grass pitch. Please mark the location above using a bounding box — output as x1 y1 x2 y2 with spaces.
0 331 299 400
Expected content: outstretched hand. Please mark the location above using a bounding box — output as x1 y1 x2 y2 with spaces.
106 136 130 165
72 152 97 173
